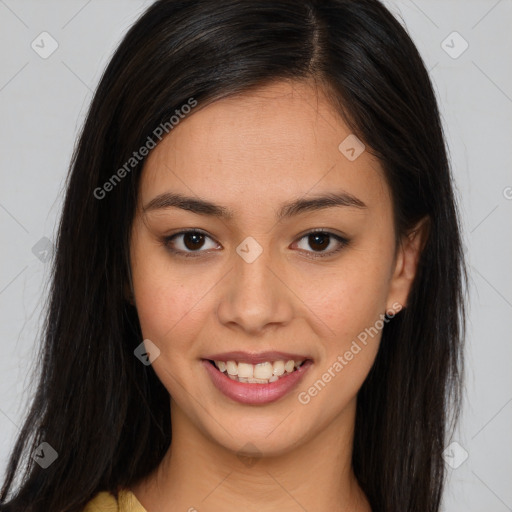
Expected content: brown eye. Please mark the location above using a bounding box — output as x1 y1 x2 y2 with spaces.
294 231 348 258
307 233 330 252
183 232 206 250
164 230 219 257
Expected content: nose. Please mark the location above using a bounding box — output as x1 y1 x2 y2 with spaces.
216 244 294 336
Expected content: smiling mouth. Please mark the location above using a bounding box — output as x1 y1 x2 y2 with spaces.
206 358 309 384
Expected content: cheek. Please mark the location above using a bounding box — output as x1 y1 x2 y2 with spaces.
293 248 395 404
134 274 211 345
130 235 211 346
302 256 393 340
294 262 390 418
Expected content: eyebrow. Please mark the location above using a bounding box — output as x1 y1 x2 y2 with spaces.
142 191 367 220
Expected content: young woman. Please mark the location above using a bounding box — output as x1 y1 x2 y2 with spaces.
0 0 466 511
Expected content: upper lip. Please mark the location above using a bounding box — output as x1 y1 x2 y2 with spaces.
203 351 313 364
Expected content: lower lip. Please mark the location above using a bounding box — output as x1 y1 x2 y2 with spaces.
202 359 313 405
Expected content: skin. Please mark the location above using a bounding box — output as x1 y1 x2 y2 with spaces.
128 80 427 511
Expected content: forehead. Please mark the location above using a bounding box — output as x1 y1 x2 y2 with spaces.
139 80 390 218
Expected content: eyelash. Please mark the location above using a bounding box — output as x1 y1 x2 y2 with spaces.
162 229 349 259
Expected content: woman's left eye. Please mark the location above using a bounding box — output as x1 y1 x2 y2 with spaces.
292 231 348 258
163 230 348 258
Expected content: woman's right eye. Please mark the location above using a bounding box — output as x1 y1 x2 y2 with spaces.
163 230 221 258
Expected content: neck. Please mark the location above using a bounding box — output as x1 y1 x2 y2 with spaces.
132 397 370 512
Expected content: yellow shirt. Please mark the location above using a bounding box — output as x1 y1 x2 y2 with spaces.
83 489 147 512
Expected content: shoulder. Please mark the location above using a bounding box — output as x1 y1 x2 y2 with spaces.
83 491 119 512
83 489 147 512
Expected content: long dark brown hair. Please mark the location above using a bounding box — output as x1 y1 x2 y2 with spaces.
0 1 466 510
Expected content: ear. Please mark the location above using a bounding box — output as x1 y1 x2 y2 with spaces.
386 216 430 312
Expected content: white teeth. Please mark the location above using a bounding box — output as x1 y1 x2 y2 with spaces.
237 362 254 379
254 362 273 379
272 360 285 376
213 358 306 384
284 360 295 373
226 361 238 376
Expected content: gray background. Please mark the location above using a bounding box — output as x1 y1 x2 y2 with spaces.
0 0 511 509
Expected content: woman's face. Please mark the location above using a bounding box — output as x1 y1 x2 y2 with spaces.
130 80 418 456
